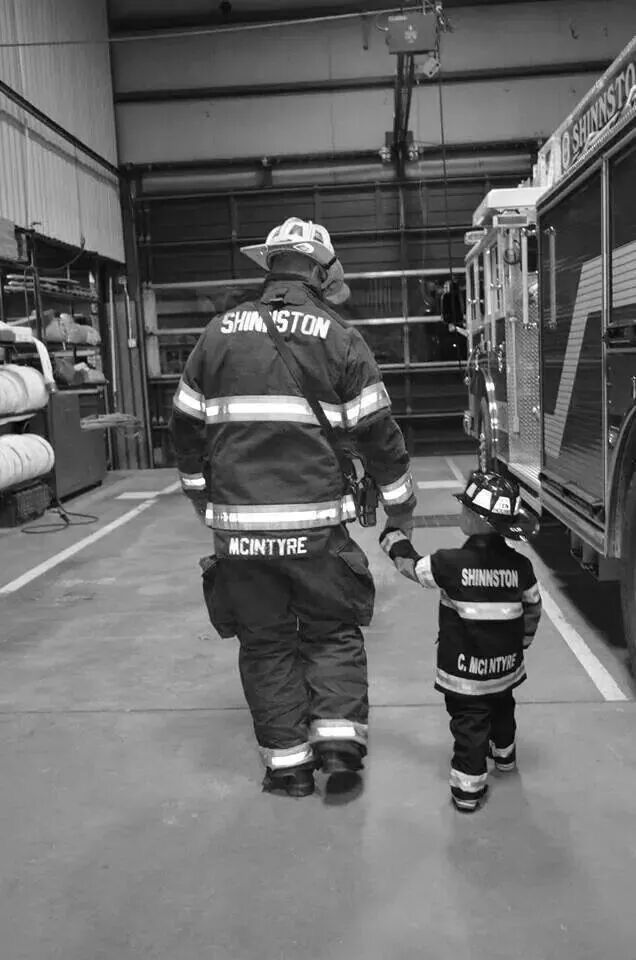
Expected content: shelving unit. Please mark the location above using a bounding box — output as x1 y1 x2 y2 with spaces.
0 234 109 499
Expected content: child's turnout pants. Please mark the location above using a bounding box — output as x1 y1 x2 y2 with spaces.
444 690 517 808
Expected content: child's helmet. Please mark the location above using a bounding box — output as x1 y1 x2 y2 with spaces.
455 471 540 541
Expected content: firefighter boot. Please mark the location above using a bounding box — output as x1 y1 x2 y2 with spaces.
488 740 517 772
451 784 488 813
262 765 315 798
315 741 365 802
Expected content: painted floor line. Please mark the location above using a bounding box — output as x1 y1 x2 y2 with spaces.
0 480 178 596
116 492 162 500
445 457 467 485
158 481 181 495
541 587 628 702
417 480 463 489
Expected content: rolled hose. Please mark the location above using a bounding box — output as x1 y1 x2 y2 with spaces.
0 364 48 416
0 434 55 492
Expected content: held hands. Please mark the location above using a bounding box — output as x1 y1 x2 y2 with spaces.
379 526 417 561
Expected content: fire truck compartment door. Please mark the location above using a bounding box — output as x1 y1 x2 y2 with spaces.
505 258 541 479
539 171 605 514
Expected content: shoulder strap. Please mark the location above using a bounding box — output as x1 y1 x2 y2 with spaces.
257 302 353 478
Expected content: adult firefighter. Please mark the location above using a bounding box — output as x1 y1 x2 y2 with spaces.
169 217 417 799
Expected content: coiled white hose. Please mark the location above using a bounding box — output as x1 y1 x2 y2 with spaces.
0 364 48 416
0 434 55 492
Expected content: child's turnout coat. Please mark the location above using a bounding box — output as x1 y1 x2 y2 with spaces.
381 530 542 696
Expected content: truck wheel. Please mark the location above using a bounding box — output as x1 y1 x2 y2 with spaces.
477 396 496 472
620 471 636 674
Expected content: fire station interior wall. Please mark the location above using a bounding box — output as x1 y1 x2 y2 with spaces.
112 0 636 164
0 0 124 261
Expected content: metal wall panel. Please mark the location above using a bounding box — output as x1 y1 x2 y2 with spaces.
111 0 636 94
0 0 27 227
0 102 27 228
116 74 594 165
0 0 124 261
15 0 117 164
412 75 594 153
116 88 394 164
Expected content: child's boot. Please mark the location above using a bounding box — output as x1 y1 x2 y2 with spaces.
449 767 488 812
489 740 517 772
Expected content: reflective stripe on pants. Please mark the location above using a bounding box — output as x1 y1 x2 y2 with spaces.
259 742 314 770
309 718 368 747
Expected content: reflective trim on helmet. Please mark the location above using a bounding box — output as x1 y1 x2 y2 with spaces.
242 218 336 269
440 594 523 620
204 394 345 427
260 742 314 769
472 487 495 511
378 470 414 505
344 382 391 428
173 380 205 420
180 472 206 491
205 495 357 530
436 663 526 695
309 718 368 745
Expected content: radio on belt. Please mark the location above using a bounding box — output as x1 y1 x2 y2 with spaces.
386 12 438 54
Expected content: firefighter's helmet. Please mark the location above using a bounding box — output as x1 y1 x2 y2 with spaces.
240 217 337 271
454 471 540 541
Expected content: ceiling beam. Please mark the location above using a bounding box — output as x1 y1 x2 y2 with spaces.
122 138 537 175
108 0 570 37
114 60 611 104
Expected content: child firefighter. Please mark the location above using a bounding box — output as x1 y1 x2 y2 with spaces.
380 471 542 812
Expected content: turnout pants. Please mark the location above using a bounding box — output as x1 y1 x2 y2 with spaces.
444 690 516 804
202 526 375 772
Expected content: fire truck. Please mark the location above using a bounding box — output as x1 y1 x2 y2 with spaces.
463 36 636 670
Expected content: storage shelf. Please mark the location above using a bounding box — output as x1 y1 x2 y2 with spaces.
4 285 96 303
49 347 101 356
0 411 41 427
56 386 105 395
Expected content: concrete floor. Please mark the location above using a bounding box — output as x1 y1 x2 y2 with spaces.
1 456 635 960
